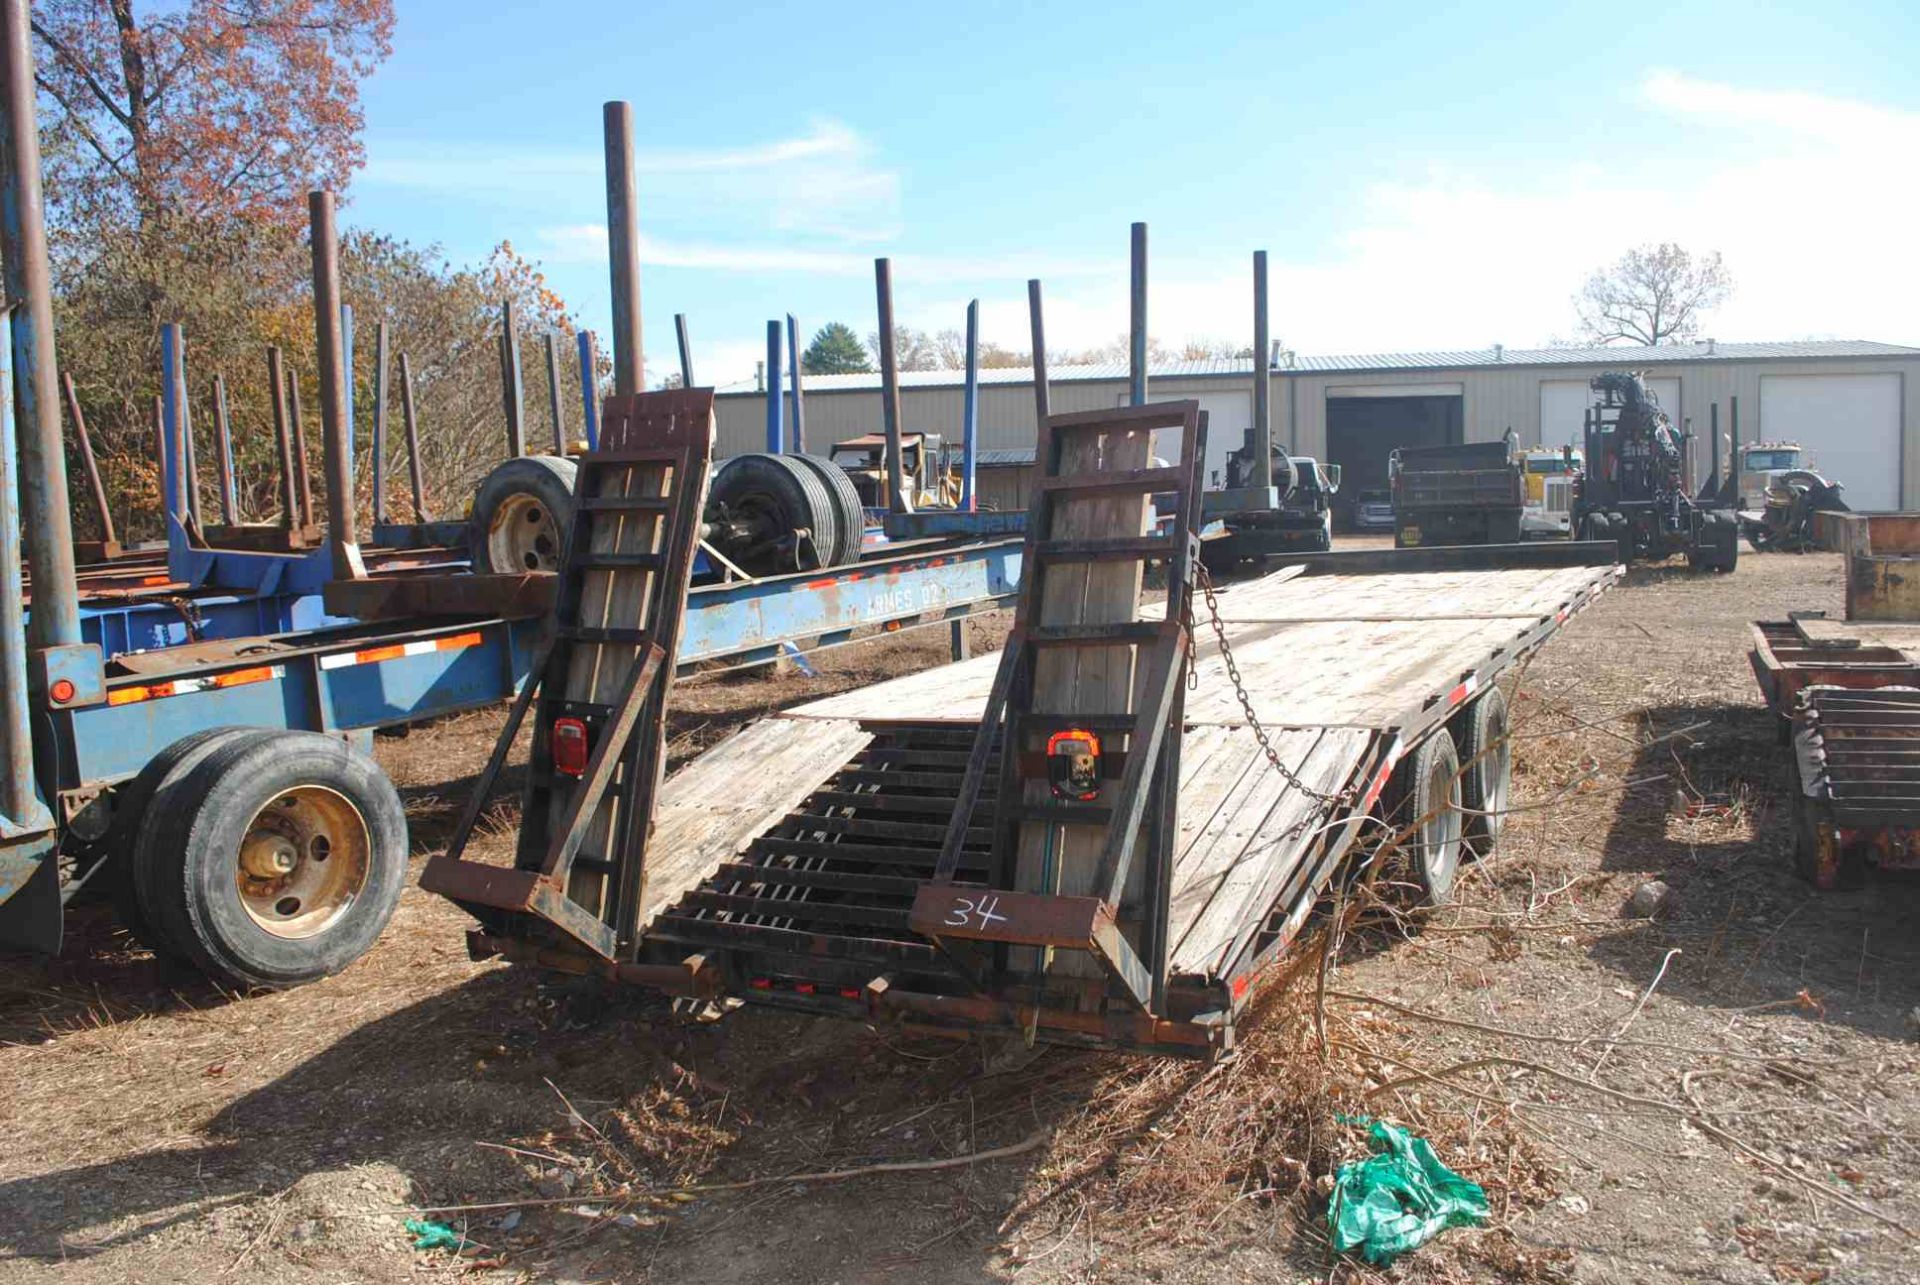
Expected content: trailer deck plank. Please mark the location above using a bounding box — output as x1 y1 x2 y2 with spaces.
789 616 1534 731
1168 726 1374 977
637 717 872 932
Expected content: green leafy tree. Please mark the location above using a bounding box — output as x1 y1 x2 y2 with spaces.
802 322 871 375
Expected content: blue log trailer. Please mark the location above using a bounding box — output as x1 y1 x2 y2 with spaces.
0 52 1025 987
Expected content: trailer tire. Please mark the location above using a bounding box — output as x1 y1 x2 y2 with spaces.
470 455 579 574
709 453 838 576
1384 730 1463 906
1457 687 1511 858
110 726 269 958
788 454 867 566
139 730 408 990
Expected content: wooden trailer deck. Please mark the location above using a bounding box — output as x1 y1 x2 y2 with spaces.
571 553 1618 1052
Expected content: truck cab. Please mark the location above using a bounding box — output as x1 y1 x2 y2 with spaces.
1520 447 1583 538
1736 441 1809 513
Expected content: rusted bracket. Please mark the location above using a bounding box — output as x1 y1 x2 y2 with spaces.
907 885 1154 1011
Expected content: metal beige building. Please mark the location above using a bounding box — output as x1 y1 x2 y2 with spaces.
714 340 1920 513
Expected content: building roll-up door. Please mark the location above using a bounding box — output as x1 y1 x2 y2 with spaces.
1540 378 1681 449
1759 374 1902 511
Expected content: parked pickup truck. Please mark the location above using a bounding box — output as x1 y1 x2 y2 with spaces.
1390 440 1525 548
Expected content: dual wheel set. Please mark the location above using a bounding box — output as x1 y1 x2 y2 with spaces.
100 728 408 990
469 452 867 578
1374 685 1512 906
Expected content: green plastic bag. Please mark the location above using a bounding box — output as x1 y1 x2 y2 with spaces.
1327 1119 1489 1265
404 1218 467 1252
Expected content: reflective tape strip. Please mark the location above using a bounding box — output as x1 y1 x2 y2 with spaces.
107 664 284 707
318 631 484 671
1359 736 1403 811
1445 674 1480 709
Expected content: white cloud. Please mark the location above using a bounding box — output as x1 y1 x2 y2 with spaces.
950 72 1920 365
364 118 901 242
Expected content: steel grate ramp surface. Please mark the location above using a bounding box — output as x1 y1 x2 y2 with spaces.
646 723 997 996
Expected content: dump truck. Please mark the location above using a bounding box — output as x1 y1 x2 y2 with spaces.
1389 440 1525 547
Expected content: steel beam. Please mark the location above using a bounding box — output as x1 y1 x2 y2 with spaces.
875 258 909 512
603 101 643 397
0 0 79 647
309 191 364 580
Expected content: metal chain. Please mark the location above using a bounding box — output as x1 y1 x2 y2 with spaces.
1186 562 1354 806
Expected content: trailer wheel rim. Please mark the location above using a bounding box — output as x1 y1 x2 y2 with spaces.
1481 702 1511 830
235 786 371 940
1421 754 1463 900
487 492 562 572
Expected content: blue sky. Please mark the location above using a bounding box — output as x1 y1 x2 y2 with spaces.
348 0 1920 387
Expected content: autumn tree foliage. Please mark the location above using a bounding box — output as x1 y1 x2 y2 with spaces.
32 0 395 229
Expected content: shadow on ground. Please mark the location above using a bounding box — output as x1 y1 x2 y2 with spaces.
1590 701 1920 1039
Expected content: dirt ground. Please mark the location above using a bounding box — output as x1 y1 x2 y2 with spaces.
3 543 1917 1284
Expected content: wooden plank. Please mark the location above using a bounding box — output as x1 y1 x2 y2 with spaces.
1168 727 1373 976
1013 417 1156 979
637 717 872 931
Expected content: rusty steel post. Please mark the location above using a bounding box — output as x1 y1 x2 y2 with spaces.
267 347 298 530
874 258 909 513
1028 279 1050 426
61 372 116 548
545 330 567 453
211 374 237 525
0 0 79 647
603 101 643 397
287 368 314 528
499 297 525 458
1251 250 1271 490
308 190 364 579
398 351 429 521
674 313 695 388
372 320 389 526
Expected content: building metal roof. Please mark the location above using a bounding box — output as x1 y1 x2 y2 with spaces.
716 340 1920 397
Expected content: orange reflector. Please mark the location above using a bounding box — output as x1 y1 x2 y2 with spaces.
437 631 483 651
551 717 590 776
357 643 407 665
107 685 150 707
49 679 75 704
212 665 277 689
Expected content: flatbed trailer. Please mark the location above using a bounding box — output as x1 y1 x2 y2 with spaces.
458 541 1618 1056
1749 513 1920 886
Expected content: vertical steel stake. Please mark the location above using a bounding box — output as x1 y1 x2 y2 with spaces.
309 190 364 579
212 374 238 525
875 258 909 513
603 101 643 397
398 351 429 522
786 313 807 455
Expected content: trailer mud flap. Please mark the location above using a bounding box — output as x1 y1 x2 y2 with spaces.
0 844 62 955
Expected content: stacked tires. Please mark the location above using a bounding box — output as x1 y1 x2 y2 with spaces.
109 729 409 990
467 451 868 579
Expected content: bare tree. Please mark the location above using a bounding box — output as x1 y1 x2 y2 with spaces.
1575 243 1732 346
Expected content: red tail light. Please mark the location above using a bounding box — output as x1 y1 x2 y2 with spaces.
551 717 590 776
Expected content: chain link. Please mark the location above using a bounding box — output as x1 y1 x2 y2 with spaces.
1186 562 1355 806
